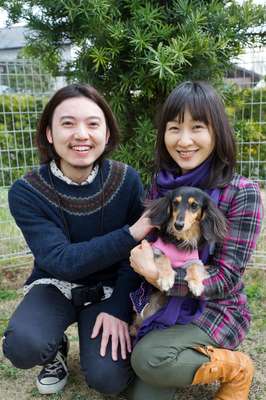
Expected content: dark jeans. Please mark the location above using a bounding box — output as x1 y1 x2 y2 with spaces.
2 284 134 395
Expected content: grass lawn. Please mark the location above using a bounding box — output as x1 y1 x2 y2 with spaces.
0 267 265 400
0 184 265 399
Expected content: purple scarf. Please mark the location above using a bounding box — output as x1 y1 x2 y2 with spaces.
149 157 213 199
133 158 221 343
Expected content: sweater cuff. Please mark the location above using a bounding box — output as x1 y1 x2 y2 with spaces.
123 225 139 244
101 294 133 323
117 225 139 259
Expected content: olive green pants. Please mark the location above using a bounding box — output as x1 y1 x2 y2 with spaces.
129 324 217 400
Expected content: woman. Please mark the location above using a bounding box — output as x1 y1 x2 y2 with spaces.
129 81 263 400
2 84 153 396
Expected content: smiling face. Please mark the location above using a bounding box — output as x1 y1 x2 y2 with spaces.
164 109 215 174
46 96 109 183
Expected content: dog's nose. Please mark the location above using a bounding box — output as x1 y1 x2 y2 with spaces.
174 221 184 231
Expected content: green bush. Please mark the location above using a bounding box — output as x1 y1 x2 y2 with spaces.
2 0 265 139
114 85 266 185
1 1 265 186
113 114 156 186
0 94 46 186
225 85 266 181
1 86 266 187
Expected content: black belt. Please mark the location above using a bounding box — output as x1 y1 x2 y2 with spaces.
71 283 104 307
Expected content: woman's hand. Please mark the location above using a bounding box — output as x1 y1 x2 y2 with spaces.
129 213 154 242
130 240 159 286
91 312 131 361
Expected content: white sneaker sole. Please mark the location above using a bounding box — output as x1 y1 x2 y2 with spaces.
36 373 68 395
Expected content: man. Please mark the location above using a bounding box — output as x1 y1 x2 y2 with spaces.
3 84 152 395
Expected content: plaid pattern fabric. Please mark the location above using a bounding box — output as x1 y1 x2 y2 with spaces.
167 174 263 349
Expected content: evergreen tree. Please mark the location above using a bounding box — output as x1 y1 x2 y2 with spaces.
1 0 265 182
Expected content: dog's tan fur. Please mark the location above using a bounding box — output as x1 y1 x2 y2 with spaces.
130 187 227 336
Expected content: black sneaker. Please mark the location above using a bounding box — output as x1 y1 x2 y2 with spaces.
36 334 69 394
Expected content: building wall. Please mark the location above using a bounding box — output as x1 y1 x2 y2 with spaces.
0 48 20 61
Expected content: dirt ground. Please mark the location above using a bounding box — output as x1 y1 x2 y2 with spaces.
0 267 265 400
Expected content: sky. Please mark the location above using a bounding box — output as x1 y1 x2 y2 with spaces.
0 9 25 28
0 9 7 28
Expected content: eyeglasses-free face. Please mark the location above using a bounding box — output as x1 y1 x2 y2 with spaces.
164 109 215 174
46 97 110 183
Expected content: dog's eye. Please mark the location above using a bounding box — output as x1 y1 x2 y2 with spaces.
190 202 199 211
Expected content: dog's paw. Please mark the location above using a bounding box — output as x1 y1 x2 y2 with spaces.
156 269 176 292
184 263 208 297
187 280 204 297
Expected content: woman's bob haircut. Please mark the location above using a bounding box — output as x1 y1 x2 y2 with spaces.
35 83 120 164
155 81 236 188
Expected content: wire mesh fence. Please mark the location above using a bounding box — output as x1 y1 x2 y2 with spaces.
0 60 53 94
226 46 266 269
0 54 266 270
0 60 53 268
0 60 54 188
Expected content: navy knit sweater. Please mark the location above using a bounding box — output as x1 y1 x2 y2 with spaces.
8 159 143 322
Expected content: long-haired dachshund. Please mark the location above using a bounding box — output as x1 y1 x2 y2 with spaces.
130 186 227 335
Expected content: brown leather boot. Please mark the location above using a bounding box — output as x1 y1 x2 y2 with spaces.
192 346 254 400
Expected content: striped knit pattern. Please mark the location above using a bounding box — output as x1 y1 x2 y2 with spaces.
22 160 127 216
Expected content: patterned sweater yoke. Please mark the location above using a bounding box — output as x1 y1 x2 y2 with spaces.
22 159 128 216
8 159 144 323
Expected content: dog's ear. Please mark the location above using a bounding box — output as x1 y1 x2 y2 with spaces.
144 195 172 226
200 197 227 244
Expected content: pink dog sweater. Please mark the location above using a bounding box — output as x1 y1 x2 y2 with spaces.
152 237 199 268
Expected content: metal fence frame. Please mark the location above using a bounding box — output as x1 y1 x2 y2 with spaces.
0 55 266 269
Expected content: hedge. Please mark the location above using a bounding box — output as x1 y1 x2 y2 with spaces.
1 86 265 187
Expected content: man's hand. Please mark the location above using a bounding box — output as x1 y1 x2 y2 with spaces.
91 312 131 361
129 213 154 242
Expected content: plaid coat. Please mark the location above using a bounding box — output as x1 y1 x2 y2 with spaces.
167 173 263 349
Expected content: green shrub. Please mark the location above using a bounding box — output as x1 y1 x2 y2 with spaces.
113 85 266 185
1 86 266 187
113 114 156 186
0 94 47 186
225 85 266 181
